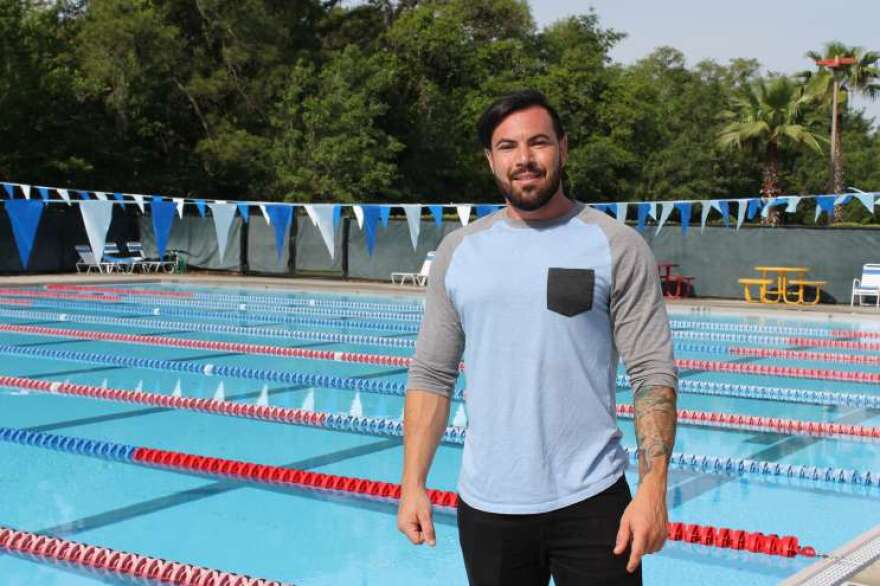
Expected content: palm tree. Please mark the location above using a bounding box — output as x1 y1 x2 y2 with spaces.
717 76 824 224
801 43 880 219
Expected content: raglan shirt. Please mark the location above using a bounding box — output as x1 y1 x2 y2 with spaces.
407 201 677 515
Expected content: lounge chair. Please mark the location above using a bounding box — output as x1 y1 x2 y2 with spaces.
125 241 175 273
851 263 880 308
391 251 435 287
74 245 112 273
102 243 139 273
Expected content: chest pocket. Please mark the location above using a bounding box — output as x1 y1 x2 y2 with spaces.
546 268 594 317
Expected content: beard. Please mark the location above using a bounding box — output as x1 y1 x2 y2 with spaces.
494 159 563 212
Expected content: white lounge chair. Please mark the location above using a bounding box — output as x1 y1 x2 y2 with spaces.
103 243 139 273
125 241 174 272
851 263 880 308
74 245 112 273
391 251 435 287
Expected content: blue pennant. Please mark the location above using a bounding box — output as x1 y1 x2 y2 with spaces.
333 204 342 230
195 199 207 218
236 203 250 223
1 184 14 198
636 203 651 232
746 198 762 220
475 204 502 219
428 205 444 227
361 205 383 256
4 200 44 269
379 205 391 229
78 191 91 200
675 202 692 235
150 198 176 259
718 201 730 227
112 192 124 203
816 195 836 216
36 187 50 201
266 204 294 262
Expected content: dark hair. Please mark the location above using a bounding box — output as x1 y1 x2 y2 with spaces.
476 89 565 149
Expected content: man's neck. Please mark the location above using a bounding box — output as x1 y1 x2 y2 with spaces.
505 191 574 222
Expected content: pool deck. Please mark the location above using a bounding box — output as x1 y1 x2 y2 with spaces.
2 272 880 320
781 525 880 586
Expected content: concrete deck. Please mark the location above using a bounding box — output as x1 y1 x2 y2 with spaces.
781 525 880 586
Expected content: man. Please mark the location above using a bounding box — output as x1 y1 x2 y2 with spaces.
397 89 677 586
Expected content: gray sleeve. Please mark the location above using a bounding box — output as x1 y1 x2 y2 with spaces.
406 233 465 398
609 229 678 395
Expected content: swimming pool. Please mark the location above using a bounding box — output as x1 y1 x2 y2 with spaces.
0 281 877 585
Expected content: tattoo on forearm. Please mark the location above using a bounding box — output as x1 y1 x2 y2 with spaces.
632 385 677 481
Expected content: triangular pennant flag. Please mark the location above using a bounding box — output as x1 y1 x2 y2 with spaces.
785 196 801 213
352 205 365 229
111 192 125 205
736 199 749 230
854 193 875 213
648 202 657 220
195 199 206 218
615 202 628 223
761 197 786 218
173 197 185 219
36 187 49 201
150 197 176 259
19 184 31 200
4 200 44 269
78 191 91 200
655 202 675 235
834 194 852 206
57 189 71 204
379 205 390 229
475 204 501 219
333 204 342 230
79 200 114 262
132 194 145 213
814 195 836 221
746 198 762 220
636 203 651 232
208 203 237 263
674 202 692 235
700 201 713 233
236 203 250 223
428 205 444 227
259 204 271 225
401 204 422 250
303 204 337 259
718 200 730 228
266 204 293 261
361 205 383 256
456 204 472 226
94 191 108 201
1 183 13 198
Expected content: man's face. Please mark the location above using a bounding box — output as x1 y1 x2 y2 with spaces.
485 106 567 212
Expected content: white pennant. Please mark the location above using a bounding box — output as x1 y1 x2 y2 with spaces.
615 202 628 223
259 204 271 224
58 188 71 205
173 197 185 219
208 203 237 263
710 200 725 214
401 204 422 250
648 202 657 220
352 205 365 229
19 184 31 200
655 202 675 235
814 202 824 222
456 205 472 226
94 191 108 201
700 202 713 233
785 196 801 213
736 198 749 230
79 200 114 262
834 194 850 206
855 193 876 212
304 204 337 259
132 194 145 213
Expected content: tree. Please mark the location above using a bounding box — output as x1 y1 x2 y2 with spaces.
717 76 824 223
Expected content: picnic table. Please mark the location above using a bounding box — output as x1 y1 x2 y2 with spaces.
657 262 694 299
739 266 825 305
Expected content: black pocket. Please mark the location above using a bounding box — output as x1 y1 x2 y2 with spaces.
547 268 594 317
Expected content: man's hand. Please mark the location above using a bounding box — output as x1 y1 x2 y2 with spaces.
613 483 668 572
397 485 436 546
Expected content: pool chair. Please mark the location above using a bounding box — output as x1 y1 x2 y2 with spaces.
74 245 113 273
391 251 435 287
102 242 140 273
124 241 169 273
851 263 880 308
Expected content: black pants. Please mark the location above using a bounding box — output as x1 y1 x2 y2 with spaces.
457 475 641 586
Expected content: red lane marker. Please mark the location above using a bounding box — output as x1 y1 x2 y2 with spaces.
0 290 121 302
0 298 32 307
831 329 880 340
46 284 194 298
787 336 880 352
676 358 880 384
0 526 287 585
730 346 880 366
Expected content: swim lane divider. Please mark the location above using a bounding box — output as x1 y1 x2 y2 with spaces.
0 525 288 585
1 376 877 488
0 426 816 559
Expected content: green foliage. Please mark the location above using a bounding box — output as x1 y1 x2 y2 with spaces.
0 0 878 224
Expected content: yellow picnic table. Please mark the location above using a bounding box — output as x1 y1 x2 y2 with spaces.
739 266 825 305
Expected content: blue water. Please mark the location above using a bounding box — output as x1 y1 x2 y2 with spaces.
0 283 878 585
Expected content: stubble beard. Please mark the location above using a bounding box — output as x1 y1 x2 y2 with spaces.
495 160 563 212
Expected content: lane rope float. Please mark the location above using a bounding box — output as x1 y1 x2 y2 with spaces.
0 426 817 559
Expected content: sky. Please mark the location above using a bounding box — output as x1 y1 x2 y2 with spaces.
530 0 880 125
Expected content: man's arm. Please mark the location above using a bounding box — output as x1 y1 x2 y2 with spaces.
614 385 677 572
398 389 451 546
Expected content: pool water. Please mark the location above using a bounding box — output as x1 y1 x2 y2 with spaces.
0 282 878 585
